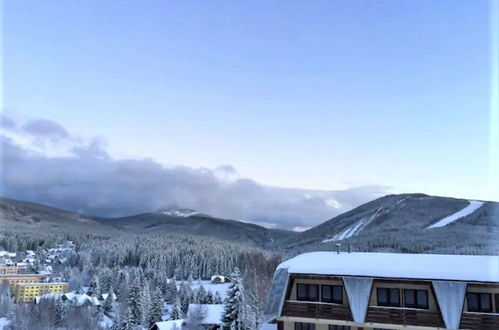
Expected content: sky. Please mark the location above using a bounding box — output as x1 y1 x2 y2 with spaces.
1 1 498 229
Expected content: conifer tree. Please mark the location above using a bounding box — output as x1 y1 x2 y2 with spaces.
147 288 164 327
214 291 223 304
221 268 249 330
87 275 100 296
205 290 214 304
169 296 183 320
127 279 143 325
194 284 207 304
54 299 68 326
165 280 177 303
103 287 116 317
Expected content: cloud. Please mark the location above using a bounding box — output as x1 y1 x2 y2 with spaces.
22 119 69 141
0 115 16 130
0 117 391 229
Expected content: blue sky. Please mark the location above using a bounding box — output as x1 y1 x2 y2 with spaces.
2 0 497 204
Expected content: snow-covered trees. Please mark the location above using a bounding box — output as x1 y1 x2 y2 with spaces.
169 296 183 320
147 288 164 327
184 305 206 330
127 279 143 326
87 275 100 296
54 299 68 326
103 287 117 317
221 268 250 330
0 283 13 318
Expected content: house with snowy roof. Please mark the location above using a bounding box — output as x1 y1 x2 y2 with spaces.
151 319 184 330
264 252 499 330
210 275 228 284
186 304 224 329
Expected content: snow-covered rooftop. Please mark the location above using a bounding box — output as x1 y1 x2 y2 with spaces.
153 319 184 330
187 304 224 325
277 252 499 283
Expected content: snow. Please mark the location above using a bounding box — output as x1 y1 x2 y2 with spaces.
322 207 383 242
98 315 114 328
259 323 277 330
210 275 226 282
157 207 200 217
432 281 467 329
154 319 184 330
187 304 224 325
277 252 499 283
188 280 230 299
342 277 373 323
0 318 11 330
427 200 485 228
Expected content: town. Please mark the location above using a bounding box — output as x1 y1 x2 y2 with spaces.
0 243 244 330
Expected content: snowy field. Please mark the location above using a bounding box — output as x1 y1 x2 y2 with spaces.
188 280 230 299
427 200 484 229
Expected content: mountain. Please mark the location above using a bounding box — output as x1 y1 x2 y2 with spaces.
0 197 113 233
0 197 297 247
97 211 297 247
155 207 204 218
2 193 497 254
278 193 499 255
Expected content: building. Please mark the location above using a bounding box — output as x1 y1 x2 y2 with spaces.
0 274 49 290
264 252 499 330
210 275 227 284
0 263 28 275
14 282 69 303
186 304 224 329
151 319 184 330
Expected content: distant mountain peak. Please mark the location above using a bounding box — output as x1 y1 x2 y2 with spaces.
155 206 202 218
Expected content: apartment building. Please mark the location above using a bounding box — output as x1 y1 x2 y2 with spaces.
0 264 28 275
14 282 69 303
0 274 49 290
265 252 499 330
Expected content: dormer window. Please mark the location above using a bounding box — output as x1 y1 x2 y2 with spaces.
297 284 319 302
322 285 343 304
404 289 428 309
467 292 492 313
377 288 400 307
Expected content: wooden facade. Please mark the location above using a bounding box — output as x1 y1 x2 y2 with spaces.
277 274 499 330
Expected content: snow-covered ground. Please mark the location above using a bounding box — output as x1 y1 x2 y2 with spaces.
0 318 11 330
188 280 230 299
427 200 484 229
322 207 383 243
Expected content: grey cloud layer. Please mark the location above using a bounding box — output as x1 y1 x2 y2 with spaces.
0 117 390 229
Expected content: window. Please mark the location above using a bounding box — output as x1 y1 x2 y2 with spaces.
377 288 400 307
328 326 350 330
295 322 316 330
404 289 428 309
296 284 319 301
495 294 499 313
322 285 343 304
467 292 492 313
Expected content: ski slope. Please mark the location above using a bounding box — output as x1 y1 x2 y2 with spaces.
427 200 484 229
322 207 383 243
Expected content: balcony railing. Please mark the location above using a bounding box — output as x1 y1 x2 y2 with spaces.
281 301 353 321
460 312 499 330
365 306 444 328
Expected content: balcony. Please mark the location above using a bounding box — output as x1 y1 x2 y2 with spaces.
281 301 353 321
365 306 444 328
460 312 499 329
